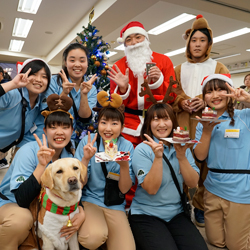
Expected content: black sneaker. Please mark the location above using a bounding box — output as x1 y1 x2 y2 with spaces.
0 158 9 169
194 208 205 227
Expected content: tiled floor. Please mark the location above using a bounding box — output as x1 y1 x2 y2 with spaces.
0 153 227 250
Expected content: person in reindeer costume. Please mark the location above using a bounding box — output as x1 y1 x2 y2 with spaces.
172 14 229 227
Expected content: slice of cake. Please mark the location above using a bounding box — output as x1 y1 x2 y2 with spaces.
105 139 118 159
173 127 190 142
202 107 217 119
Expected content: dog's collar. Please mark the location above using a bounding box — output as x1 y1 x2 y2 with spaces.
40 191 79 215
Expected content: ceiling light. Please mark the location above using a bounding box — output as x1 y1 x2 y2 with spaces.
214 53 241 60
213 28 250 43
246 49 250 52
114 44 125 51
165 47 185 57
12 18 33 38
106 51 118 58
9 40 25 52
166 27 250 57
17 0 42 14
148 13 196 35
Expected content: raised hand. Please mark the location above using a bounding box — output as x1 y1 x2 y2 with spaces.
34 133 55 167
59 69 76 95
108 65 129 93
173 143 192 160
195 116 220 134
143 134 164 158
80 74 97 95
83 132 97 161
219 82 250 103
11 68 33 89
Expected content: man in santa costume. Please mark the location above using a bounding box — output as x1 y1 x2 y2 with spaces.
109 21 176 147
109 21 176 209
172 15 229 227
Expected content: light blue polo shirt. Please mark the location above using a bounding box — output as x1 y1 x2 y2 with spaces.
0 87 47 150
75 134 135 212
0 141 74 208
130 137 199 222
45 75 97 133
194 109 250 204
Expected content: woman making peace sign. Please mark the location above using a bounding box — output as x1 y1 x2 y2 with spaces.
0 94 86 250
75 91 136 250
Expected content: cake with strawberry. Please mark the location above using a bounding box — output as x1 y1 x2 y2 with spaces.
173 127 190 142
105 139 118 159
202 107 217 119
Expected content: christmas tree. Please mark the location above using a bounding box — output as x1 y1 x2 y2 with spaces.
74 9 111 138
76 23 111 92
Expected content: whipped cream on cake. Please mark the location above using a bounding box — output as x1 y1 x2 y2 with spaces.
173 127 190 142
202 107 217 119
105 139 118 159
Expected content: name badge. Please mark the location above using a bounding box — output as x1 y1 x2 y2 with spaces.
224 129 240 138
30 123 37 134
107 172 120 181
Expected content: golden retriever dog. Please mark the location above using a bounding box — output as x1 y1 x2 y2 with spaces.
37 158 87 250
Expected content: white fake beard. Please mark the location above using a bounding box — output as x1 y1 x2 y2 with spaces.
124 39 152 77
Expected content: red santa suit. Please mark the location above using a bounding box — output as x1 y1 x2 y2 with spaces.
110 52 176 147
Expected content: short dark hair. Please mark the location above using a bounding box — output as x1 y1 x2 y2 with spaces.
140 103 178 141
0 66 4 75
97 107 124 126
57 43 89 85
21 60 51 91
190 28 212 43
44 111 73 154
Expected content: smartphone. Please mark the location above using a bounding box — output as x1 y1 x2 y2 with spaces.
146 63 156 75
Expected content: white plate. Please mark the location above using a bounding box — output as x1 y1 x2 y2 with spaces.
191 118 227 122
160 138 200 144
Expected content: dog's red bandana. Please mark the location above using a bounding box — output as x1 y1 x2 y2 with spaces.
40 191 79 215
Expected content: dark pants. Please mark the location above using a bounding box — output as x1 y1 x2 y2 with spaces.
128 212 208 250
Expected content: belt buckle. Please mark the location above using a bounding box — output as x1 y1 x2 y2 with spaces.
142 109 147 118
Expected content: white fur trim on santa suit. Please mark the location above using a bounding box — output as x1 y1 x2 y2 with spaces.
117 27 149 44
123 116 144 137
148 72 163 90
114 84 131 100
201 73 233 90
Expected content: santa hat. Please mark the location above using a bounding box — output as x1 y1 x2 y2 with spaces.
17 58 50 74
183 14 213 61
117 21 149 44
201 74 233 90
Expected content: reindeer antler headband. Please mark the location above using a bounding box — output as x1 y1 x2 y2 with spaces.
41 94 74 121
93 91 125 114
139 76 183 107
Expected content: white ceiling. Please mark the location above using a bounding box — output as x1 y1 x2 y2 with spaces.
0 0 250 74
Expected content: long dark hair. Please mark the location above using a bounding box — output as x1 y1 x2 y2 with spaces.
140 103 178 141
44 111 74 155
57 43 89 86
21 60 51 91
203 79 235 126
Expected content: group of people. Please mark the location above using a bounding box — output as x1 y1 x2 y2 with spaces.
0 14 249 250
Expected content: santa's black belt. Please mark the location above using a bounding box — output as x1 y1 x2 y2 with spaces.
209 169 250 174
125 107 147 118
0 192 9 200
